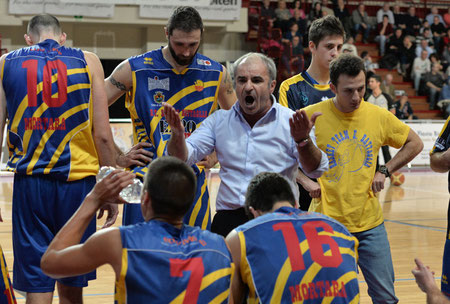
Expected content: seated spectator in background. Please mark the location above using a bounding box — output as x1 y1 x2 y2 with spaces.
403 6 422 36
424 63 446 109
377 3 395 25
289 9 308 37
342 36 358 56
321 0 334 17
352 3 372 43
381 73 396 100
289 0 306 19
260 0 276 22
274 0 291 32
375 15 394 56
431 15 447 51
445 7 450 27
361 50 377 78
420 20 431 35
308 1 323 25
416 38 435 58
426 6 445 25
412 50 431 93
399 36 417 78
421 28 435 49
226 172 360 304
443 44 450 70
393 4 405 29
282 35 305 76
439 76 450 118
334 0 352 37
444 28 450 47
429 53 442 69
394 92 417 120
387 27 404 57
282 22 302 44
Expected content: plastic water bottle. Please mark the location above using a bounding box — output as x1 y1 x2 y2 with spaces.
97 166 143 204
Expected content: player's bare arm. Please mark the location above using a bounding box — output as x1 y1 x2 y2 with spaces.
289 110 323 174
41 170 134 279
105 59 133 106
372 129 423 193
217 65 237 110
164 102 188 162
0 54 8 158
225 230 245 304
430 150 450 173
296 170 321 198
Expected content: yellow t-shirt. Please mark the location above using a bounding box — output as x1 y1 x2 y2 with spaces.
304 99 410 233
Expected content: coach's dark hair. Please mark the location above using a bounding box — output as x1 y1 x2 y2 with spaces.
167 6 203 36
309 15 345 46
144 156 197 218
27 14 61 37
245 172 295 215
330 54 366 87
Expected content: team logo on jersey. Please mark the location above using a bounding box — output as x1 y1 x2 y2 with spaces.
144 57 153 65
148 77 170 91
194 80 204 92
153 91 165 103
197 59 211 66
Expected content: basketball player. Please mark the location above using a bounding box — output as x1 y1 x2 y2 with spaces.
41 157 234 303
430 116 450 297
278 15 345 211
0 14 117 303
226 172 359 303
105 6 237 230
303 54 423 303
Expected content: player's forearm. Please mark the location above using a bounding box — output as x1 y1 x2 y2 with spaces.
430 150 450 173
94 130 117 167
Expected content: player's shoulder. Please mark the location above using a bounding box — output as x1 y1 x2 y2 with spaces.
280 72 306 89
190 53 223 71
128 49 164 69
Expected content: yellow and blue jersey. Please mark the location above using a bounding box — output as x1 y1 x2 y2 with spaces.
115 220 233 303
0 39 98 181
431 116 450 193
235 207 359 304
124 49 223 229
279 71 335 110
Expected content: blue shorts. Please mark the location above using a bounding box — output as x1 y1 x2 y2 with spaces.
122 166 211 230
12 174 96 293
0 245 16 304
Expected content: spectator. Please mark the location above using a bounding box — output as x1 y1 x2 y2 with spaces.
443 27 450 47
274 0 291 32
393 4 406 29
321 0 334 17
308 1 323 25
375 15 394 56
412 49 431 93
342 36 358 56
424 63 446 109
260 0 276 22
443 43 450 70
430 15 447 51
377 3 395 25
439 76 450 118
420 28 435 49
415 39 434 58
381 73 396 100
284 35 305 76
403 6 422 36
282 22 302 44
333 0 352 37
393 92 416 120
361 50 377 78
445 7 450 27
420 20 431 35
289 8 308 37
387 27 404 56
289 0 306 19
430 53 442 67
352 3 372 43
399 35 417 78
426 6 445 25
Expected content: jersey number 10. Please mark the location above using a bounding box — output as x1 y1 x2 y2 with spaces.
22 59 68 108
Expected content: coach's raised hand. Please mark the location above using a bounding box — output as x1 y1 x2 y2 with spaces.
164 102 188 162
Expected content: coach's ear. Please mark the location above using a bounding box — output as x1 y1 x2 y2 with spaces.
248 206 263 219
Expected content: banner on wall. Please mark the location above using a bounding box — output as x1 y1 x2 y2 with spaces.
9 0 114 18
59 0 210 5
140 0 241 21
389 120 446 166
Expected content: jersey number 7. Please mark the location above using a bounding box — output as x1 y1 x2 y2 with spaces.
170 257 204 304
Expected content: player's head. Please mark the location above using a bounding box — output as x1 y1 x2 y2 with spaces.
25 14 66 46
165 6 203 66
142 156 197 221
330 54 366 113
233 53 276 125
308 16 345 71
245 172 296 217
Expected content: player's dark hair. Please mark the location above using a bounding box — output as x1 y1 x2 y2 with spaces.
144 156 197 218
330 54 366 87
369 74 381 83
245 172 295 215
27 14 61 37
167 6 203 36
308 15 345 46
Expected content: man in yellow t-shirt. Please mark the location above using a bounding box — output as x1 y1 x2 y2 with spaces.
303 54 423 304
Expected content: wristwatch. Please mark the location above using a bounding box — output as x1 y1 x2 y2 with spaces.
378 165 390 178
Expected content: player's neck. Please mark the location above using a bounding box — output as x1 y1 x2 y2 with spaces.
149 215 184 229
271 201 294 212
306 64 330 85
162 46 188 73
